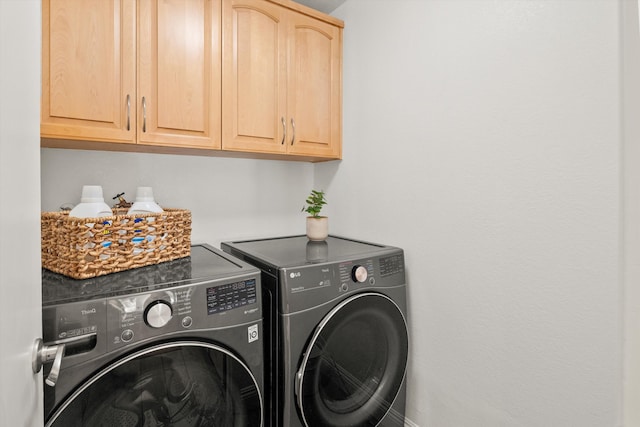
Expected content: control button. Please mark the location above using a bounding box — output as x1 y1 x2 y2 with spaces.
181 316 193 328
145 301 173 328
121 329 134 342
369 277 376 285
341 283 349 292
352 265 368 283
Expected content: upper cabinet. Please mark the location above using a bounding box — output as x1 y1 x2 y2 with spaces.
42 0 221 150
221 0 287 155
41 0 342 161
137 0 221 149
222 0 342 159
41 0 136 144
287 10 341 159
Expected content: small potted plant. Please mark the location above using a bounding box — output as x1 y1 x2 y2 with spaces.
302 189 328 241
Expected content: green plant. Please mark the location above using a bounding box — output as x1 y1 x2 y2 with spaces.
301 189 327 218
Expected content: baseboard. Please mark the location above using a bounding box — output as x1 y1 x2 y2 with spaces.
404 417 420 427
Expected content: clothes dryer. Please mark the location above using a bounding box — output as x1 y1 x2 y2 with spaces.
41 244 264 427
222 235 409 427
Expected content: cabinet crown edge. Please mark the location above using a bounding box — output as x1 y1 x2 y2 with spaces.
266 0 345 28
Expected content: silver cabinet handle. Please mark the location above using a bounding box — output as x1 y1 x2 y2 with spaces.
281 117 286 145
126 94 131 131
290 118 296 145
142 96 147 132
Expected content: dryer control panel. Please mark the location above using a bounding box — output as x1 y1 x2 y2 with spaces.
280 251 405 314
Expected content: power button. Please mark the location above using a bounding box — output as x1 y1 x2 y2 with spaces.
181 316 193 328
121 329 134 342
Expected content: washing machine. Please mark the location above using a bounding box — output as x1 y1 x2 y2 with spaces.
40 244 265 427
222 235 409 427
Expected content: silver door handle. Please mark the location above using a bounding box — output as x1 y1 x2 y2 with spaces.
32 339 65 387
32 333 97 387
290 118 296 145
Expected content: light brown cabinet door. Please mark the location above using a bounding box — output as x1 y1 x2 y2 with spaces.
138 0 221 149
222 0 288 154
222 0 341 159
287 12 341 158
41 0 136 143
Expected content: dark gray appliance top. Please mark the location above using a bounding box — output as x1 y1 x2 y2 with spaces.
42 244 257 306
221 235 397 270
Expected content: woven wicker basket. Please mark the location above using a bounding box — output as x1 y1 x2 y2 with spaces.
41 208 191 279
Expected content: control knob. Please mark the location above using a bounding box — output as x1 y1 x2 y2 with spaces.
145 300 173 328
352 265 368 283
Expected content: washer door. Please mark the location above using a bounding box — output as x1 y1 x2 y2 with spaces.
46 341 263 427
296 293 408 427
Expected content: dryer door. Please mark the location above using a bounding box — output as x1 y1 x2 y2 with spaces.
296 292 409 427
46 341 263 427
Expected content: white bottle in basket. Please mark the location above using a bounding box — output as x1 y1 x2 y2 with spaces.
69 185 113 259
69 185 113 218
127 187 164 254
127 187 163 215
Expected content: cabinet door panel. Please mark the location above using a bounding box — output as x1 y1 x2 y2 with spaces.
222 0 287 153
41 0 135 143
288 13 341 158
138 0 221 149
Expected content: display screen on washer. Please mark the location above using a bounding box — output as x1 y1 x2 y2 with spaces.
207 278 257 314
379 254 405 277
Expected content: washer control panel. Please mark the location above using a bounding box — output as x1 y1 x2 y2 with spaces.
339 260 375 287
281 250 405 314
106 276 259 351
206 278 257 315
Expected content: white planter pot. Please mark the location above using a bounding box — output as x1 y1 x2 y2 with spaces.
306 216 328 241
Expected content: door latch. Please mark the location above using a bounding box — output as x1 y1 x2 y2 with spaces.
32 338 65 387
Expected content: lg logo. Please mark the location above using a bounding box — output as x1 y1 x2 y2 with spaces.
289 271 301 279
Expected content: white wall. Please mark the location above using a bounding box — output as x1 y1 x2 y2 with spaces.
622 1 640 425
319 0 623 426
41 149 316 246
0 0 43 425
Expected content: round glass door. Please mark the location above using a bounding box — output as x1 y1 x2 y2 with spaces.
296 293 409 427
47 341 263 427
